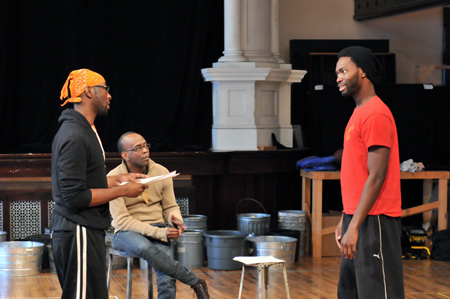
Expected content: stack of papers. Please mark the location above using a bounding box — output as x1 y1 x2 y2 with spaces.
121 171 179 185
233 256 285 265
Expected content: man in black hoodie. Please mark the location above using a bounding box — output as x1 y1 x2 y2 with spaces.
51 69 149 299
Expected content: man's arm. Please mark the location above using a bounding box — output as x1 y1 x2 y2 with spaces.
339 145 390 259
90 182 148 207
89 173 150 207
107 173 149 188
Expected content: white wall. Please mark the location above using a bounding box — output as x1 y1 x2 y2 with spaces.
279 0 444 85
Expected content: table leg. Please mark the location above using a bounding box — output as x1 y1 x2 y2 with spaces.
312 179 323 258
258 266 265 299
282 264 291 299
264 266 269 298
302 176 312 254
422 179 433 225
302 176 312 221
238 265 245 299
438 178 448 231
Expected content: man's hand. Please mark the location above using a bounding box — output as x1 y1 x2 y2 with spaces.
171 215 187 236
166 228 182 240
340 225 358 259
122 182 148 198
107 173 150 188
335 214 343 250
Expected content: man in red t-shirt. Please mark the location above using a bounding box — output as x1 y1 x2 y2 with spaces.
335 47 405 299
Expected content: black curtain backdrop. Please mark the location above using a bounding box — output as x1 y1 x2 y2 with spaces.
0 1 224 153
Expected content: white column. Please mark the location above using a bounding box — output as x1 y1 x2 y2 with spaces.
202 0 307 151
243 0 277 63
271 0 285 63
218 0 248 62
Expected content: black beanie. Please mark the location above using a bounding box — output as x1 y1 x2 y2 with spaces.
337 46 381 84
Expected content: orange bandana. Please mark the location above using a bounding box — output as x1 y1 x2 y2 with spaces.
60 69 106 106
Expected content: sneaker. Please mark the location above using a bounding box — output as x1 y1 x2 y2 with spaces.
192 279 211 299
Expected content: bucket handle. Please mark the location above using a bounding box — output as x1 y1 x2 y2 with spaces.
236 198 267 215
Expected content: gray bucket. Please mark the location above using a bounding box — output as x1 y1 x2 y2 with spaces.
0 232 6 243
277 210 306 257
268 229 301 262
47 244 56 274
182 215 208 231
247 236 297 269
23 234 51 269
204 230 248 270
176 230 204 268
0 241 45 276
236 198 271 236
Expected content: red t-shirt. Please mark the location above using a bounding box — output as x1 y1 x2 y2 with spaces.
341 96 402 217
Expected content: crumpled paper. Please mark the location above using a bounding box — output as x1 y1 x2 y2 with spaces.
400 159 425 172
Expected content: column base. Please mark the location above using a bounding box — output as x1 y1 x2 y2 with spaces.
211 126 293 151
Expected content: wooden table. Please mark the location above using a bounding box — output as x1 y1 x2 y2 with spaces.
300 170 450 258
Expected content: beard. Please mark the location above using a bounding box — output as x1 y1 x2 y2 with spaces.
93 94 109 116
97 107 108 117
341 75 360 97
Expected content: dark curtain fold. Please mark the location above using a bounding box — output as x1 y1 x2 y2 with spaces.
0 1 224 153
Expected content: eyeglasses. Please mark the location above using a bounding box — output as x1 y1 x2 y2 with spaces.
123 143 150 153
93 85 110 93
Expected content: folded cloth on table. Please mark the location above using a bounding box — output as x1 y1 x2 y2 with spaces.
400 159 425 172
296 155 337 171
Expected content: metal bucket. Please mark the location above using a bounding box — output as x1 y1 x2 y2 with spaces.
247 236 297 269
236 198 271 236
0 241 45 276
204 230 248 270
175 230 204 268
23 234 51 269
277 210 306 257
0 232 6 243
47 244 56 274
182 215 208 231
268 229 301 262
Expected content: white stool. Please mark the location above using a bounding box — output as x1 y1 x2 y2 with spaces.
233 256 290 299
107 247 154 299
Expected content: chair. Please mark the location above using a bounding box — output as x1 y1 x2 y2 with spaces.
233 256 291 299
107 247 154 299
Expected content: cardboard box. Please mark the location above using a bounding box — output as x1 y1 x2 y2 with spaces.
322 212 342 257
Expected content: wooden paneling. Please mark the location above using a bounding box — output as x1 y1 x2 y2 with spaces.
354 0 450 21
0 150 310 238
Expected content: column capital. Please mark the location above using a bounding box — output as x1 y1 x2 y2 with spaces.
201 67 271 82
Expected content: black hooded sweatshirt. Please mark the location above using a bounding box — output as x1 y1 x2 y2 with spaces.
51 109 110 231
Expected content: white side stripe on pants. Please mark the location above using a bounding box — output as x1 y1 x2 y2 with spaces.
76 225 88 299
377 215 388 299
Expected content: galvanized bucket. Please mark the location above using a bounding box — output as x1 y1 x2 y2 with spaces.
236 198 271 236
175 230 204 268
204 230 248 270
0 241 45 276
182 215 208 232
277 210 306 257
277 210 306 230
267 229 301 262
47 244 56 274
247 236 297 269
23 234 51 269
0 231 6 243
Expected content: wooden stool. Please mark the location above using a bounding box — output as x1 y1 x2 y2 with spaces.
233 256 290 299
107 247 154 299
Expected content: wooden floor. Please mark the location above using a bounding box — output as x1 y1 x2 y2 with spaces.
1 256 449 299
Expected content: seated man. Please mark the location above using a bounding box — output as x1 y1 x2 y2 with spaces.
108 132 210 299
